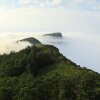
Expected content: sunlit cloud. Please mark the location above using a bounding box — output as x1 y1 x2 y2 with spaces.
19 0 32 4
18 0 63 7
0 0 99 11
74 0 96 4
0 0 99 32
51 0 63 6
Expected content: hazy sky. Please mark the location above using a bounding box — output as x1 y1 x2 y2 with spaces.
0 0 100 33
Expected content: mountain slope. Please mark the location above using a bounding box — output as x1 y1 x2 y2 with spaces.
0 45 100 100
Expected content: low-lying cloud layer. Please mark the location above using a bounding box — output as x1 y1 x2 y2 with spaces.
0 40 31 54
0 32 100 73
0 32 64 54
0 32 39 54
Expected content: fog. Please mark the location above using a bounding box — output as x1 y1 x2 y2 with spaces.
0 32 100 73
40 32 100 73
0 32 34 54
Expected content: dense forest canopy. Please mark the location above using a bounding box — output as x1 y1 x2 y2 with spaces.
0 45 100 100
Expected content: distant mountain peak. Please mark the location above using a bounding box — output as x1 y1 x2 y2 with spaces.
16 37 41 45
43 32 63 37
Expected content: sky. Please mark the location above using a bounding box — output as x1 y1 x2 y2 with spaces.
0 0 100 33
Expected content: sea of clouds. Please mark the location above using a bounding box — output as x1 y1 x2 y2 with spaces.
0 32 100 73
0 32 41 54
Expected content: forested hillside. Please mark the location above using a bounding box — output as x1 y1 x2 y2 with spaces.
0 45 100 100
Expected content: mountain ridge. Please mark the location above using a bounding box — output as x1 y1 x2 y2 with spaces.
0 45 99 100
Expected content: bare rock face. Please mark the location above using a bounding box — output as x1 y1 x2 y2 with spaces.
43 32 63 37
16 37 41 45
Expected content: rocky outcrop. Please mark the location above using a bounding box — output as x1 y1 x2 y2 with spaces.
17 37 41 45
43 32 63 37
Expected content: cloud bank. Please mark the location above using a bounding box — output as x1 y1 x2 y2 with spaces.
0 6 100 33
0 0 99 33
0 32 35 54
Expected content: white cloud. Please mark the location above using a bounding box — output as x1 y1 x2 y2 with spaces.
18 0 63 7
0 7 100 33
74 0 86 4
17 0 100 11
93 6 100 10
74 0 96 4
19 0 32 4
51 0 62 6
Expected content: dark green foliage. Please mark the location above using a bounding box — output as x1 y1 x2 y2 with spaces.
0 87 14 100
0 45 99 100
